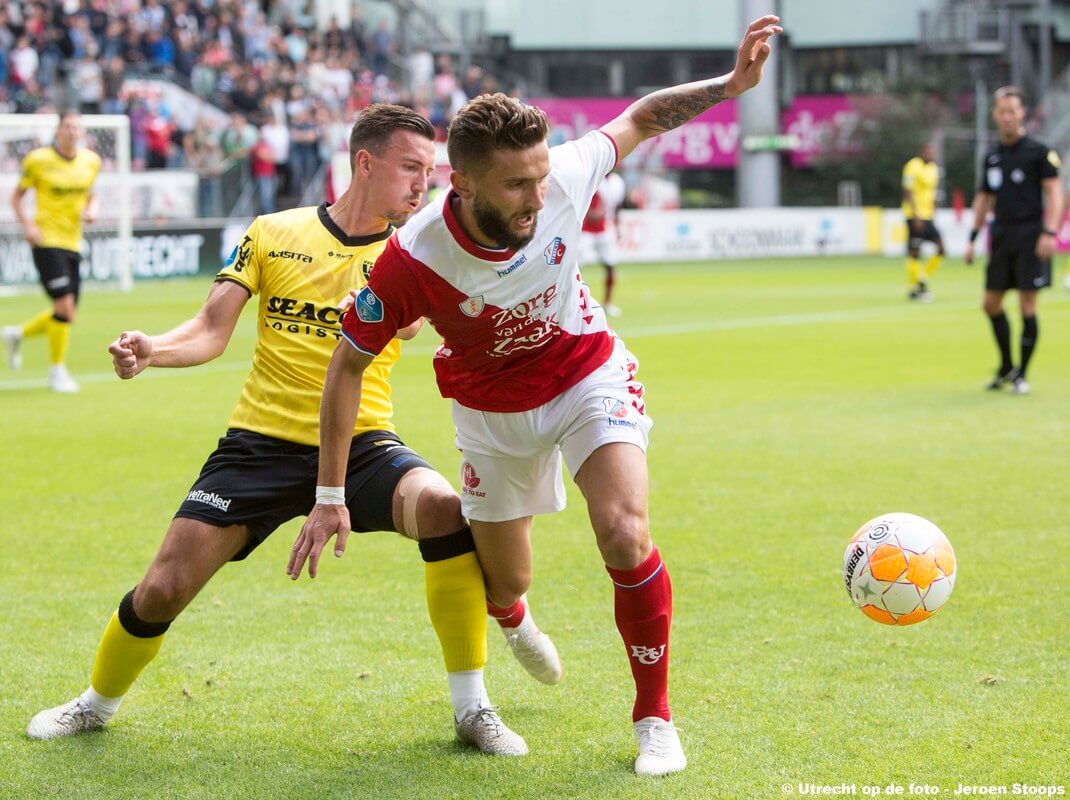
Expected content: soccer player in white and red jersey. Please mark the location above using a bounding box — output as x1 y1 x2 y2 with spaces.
580 170 627 316
291 16 782 776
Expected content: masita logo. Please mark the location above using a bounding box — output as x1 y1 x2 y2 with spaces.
268 249 313 263
544 237 566 266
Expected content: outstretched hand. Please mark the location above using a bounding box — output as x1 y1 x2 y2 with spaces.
726 15 783 98
287 502 351 580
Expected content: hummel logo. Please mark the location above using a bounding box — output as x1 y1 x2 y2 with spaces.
629 644 666 665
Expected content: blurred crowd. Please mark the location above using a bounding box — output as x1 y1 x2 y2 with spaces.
0 0 508 213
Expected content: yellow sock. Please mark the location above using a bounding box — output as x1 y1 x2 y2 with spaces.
907 257 921 286
89 611 166 699
924 254 943 279
47 317 71 365
425 551 487 673
21 308 53 337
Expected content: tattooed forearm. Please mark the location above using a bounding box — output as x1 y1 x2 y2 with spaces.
628 78 730 135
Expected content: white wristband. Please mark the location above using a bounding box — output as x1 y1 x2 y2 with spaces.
315 486 346 505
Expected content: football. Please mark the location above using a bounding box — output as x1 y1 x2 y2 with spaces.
843 513 957 625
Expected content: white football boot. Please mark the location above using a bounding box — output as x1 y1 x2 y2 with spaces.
27 696 107 740
500 600 562 685
3 325 22 370
49 364 80 393
633 716 687 776
454 706 528 756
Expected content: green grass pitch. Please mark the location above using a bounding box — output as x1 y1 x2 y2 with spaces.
1 256 1067 799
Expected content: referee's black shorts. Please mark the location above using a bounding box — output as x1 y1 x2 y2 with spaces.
906 219 942 252
986 222 1051 292
175 428 435 560
32 247 82 300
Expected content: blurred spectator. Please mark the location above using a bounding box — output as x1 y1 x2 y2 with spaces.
10 35 39 86
184 115 224 215
75 57 104 114
261 114 291 198
101 56 126 114
289 106 319 197
250 132 277 214
145 110 176 169
369 20 394 77
13 77 47 113
220 112 257 160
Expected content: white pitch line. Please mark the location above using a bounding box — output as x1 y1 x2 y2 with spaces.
1 296 1065 392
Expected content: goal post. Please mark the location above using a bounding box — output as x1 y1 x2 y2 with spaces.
0 113 133 292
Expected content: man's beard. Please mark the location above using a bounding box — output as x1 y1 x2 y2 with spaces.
472 193 538 250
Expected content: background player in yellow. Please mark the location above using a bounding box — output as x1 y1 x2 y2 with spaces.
4 109 101 392
26 105 559 756
901 143 945 302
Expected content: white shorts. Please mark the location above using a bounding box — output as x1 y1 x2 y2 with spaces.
452 340 652 522
580 230 618 267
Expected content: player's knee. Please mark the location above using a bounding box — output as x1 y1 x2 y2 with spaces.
594 510 651 569
395 468 462 540
134 571 197 621
485 569 531 608
908 247 920 259
983 298 1002 316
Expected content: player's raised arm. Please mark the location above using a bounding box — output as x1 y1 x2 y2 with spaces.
288 340 376 580
601 14 782 161
108 280 250 379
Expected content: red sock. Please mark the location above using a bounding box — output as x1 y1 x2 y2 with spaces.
606 546 672 722
604 265 616 305
487 597 526 628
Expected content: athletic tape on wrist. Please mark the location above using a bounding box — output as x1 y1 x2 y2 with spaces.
316 486 346 505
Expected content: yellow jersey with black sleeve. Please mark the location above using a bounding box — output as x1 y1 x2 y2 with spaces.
17 146 102 252
216 204 400 446
901 157 939 221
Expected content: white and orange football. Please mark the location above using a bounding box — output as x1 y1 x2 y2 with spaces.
843 513 957 626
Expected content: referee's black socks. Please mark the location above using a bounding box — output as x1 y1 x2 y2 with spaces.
988 311 1014 374
1020 315 1038 378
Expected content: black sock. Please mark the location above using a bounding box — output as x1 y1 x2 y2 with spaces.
1019 315 1038 379
988 312 1013 373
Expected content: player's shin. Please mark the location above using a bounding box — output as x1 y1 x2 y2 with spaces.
924 254 943 278
48 313 72 365
907 256 921 286
419 529 490 719
20 308 53 337
87 589 170 719
606 546 672 722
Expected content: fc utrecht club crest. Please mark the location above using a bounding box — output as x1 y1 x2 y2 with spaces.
603 397 629 418
544 237 566 266
459 295 485 317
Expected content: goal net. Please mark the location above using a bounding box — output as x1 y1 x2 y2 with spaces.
0 113 133 292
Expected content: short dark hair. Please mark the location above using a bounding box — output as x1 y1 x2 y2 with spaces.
446 93 549 173
349 104 435 169
58 108 81 123
994 85 1025 105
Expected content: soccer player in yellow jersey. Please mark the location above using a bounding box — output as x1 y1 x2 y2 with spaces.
902 143 945 302
26 105 559 755
4 110 101 392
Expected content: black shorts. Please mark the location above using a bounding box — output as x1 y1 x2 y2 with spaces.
175 428 434 560
32 247 82 300
986 223 1051 292
906 219 942 251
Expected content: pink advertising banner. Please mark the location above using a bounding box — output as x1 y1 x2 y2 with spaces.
531 95 857 169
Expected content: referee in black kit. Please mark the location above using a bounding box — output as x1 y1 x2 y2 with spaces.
965 86 1063 395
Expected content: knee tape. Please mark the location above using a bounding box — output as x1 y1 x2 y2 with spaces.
397 469 454 539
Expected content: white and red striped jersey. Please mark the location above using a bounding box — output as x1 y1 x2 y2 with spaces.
341 130 619 413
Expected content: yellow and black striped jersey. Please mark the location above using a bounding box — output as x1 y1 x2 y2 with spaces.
17 146 101 252
216 204 400 445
